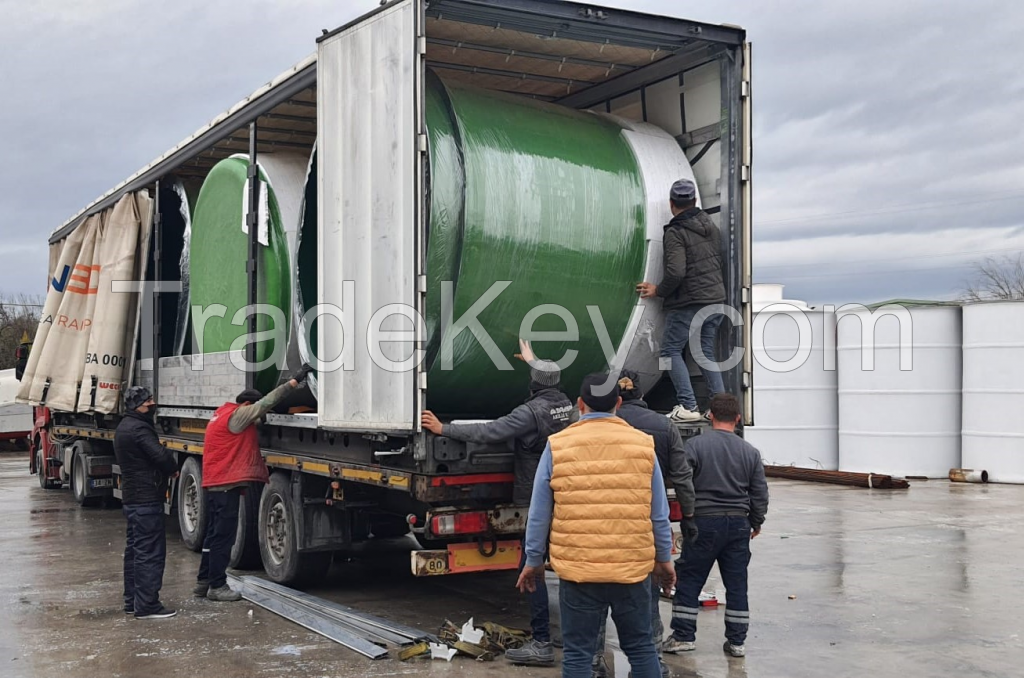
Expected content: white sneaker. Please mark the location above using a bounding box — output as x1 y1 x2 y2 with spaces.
668 405 703 423
662 637 696 653
722 641 745 657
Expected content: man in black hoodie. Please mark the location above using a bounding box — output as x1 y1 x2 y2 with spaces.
114 386 179 619
637 178 727 424
421 356 574 667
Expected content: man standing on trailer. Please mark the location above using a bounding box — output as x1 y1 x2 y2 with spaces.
194 364 313 602
590 369 697 678
114 386 179 619
636 178 727 423
421 348 574 667
517 373 676 678
663 393 768 658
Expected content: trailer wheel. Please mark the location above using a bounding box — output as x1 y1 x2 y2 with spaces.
258 472 331 585
177 457 206 551
35 446 56 490
70 442 101 507
230 481 264 570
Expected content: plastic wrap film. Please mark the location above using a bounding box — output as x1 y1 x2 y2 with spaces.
168 180 193 356
424 76 646 416
189 157 292 394
295 146 319 398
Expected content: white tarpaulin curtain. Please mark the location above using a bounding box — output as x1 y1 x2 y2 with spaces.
18 191 153 414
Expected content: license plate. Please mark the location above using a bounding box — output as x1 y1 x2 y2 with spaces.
90 478 114 488
448 540 521 574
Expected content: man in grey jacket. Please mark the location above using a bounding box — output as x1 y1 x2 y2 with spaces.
591 369 696 678
663 393 769 658
636 178 726 423
421 358 574 667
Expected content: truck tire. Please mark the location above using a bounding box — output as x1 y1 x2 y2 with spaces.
177 456 206 551
230 481 264 570
70 442 101 507
36 446 56 490
258 472 331 585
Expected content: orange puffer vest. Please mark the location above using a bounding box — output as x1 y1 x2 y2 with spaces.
548 416 656 584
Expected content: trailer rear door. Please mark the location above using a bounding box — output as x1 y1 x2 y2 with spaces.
316 0 426 432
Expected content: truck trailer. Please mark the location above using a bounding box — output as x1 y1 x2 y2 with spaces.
22 0 751 584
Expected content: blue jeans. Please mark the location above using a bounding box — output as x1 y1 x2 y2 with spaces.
123 502 167 615
661 305 726 410
518 535 550 642
560 577 661 678
198 488 242 589
593 577 664 666
671 516 751 645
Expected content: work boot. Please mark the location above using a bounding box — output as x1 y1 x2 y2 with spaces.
722 641 745 657
207 585 242 602
592 655 609 678
661 636 696 654
505 639 555 666
193 580 210 597
667 405 702 423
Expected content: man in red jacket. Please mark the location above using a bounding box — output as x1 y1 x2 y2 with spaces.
194 365 312 601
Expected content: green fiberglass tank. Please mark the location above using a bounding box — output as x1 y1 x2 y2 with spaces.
295 73 697 418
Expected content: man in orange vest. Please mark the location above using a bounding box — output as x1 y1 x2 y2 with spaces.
194 364 312 602
517 373 676 678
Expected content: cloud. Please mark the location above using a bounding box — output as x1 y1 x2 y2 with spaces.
1 0 1022 310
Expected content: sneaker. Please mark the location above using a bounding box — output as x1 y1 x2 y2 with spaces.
207 585 243 602
667 405 703 423
660 662 672 678
136 607 177 620
193 580 210 597
505 639 555 666
702 410 712 422
123 606 134 615
592 656 610 678
723 641 745 657
661 636 696 654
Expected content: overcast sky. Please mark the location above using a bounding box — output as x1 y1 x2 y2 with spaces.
2 0 1022 306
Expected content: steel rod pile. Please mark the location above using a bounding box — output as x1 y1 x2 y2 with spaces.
763 466 910 489
228 574 434 659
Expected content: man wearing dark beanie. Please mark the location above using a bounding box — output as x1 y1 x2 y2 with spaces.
194 364 313 602
421 355 574 667
517 373 676 678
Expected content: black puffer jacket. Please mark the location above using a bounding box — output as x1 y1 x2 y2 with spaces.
657 207 725 310
113 411 178 505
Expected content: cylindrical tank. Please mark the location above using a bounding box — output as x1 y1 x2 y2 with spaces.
837 304 962 477
962 301 1024 483
746 300 838 470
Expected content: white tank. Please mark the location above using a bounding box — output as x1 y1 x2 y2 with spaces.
837 304 962 477
962 302 1024 483
745 297 838 470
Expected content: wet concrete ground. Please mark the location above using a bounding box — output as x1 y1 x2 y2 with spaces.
2 452 1023 677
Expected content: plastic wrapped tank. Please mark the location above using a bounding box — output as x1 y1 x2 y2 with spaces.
745 285 838 469
962 301 1024 483
837 304 962 477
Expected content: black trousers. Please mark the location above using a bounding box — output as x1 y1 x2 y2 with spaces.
197 488 241 589
123 502 167 615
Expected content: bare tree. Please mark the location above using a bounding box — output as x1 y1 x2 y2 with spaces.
0 293 43 371
961 254 1024 302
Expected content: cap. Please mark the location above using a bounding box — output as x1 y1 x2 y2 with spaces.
670 178 697 202
236 388 264 404
124 385 153 411
617 368 642 401
530 359 561 388
579 372 620 412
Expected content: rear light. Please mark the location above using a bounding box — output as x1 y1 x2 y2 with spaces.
669 500 682 522
431 511 489 536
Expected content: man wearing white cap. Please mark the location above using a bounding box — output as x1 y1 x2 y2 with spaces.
636 178 727 423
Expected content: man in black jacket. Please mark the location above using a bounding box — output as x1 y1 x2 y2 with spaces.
421 356 573 667
591 369 696 678
114 386 179 619
637 178 727 424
